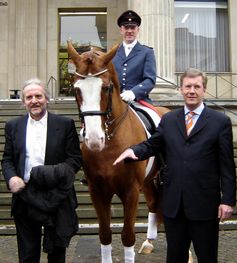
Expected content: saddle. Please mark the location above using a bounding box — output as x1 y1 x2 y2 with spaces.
130 101 166 185
130 101 161 135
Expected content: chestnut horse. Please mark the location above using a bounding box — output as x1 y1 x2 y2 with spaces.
67 42 168 263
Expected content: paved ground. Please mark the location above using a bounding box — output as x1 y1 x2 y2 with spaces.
0 230 237 262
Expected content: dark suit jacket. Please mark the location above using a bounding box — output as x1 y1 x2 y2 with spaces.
1 112 82 212
112 42 156 102
132 106 236 220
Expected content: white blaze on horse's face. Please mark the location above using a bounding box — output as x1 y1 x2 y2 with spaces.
74 77 105 152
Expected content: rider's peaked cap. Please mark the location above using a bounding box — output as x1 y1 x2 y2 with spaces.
117 10 141 27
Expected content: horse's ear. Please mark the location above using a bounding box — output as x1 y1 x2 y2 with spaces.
67 40 81 63
100 44 120 65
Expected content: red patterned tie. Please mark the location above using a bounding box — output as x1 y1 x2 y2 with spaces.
186 112 195 135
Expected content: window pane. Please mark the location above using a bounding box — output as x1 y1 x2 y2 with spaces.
58 10 107 96
175 1 229 72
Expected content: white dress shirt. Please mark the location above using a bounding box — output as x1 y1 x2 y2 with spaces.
24 112 48 182
123 40 137 56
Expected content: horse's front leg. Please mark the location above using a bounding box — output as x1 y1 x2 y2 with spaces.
120 186 140 263
90 188 113 263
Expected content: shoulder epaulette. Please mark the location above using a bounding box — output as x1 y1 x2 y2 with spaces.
143 45 153 49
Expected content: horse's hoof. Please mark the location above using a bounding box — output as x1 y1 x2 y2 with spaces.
138 239 154 254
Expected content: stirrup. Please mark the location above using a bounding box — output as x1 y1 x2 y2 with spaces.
138 239 154 254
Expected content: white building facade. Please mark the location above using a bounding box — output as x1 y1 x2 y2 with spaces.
0 0 236 100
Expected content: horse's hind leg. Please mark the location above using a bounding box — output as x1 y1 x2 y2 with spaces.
139 170 161 254
89 189 113 263
141 168 194 262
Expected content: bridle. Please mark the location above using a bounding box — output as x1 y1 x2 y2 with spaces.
73 69 128 140
74 68 108 79
74 68 113 120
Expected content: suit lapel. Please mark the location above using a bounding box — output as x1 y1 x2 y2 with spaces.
116 42 142 63
116 45 126 60
176 109 187 139
15 115 28 177
189 107 209 137
125 42 142 61
44 113 59 164
176 107 209 139
16 115 28 151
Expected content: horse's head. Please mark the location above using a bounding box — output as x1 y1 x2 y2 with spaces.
67 41 120 152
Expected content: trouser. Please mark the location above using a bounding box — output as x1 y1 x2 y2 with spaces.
164 205 219 263
13 198 66 263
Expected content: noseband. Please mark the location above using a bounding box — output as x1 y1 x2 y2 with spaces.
74 68 112 121
78 83 113 121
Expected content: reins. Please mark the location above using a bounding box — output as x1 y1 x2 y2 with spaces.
104 105 129 140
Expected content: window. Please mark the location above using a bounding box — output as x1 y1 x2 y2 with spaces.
58 9 107 96
175 1 229 72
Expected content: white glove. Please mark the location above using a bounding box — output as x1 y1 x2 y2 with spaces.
9 176 26 193
120 90 135 102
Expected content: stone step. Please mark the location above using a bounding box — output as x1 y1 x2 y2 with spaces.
0 99 237 235
0 192 146 205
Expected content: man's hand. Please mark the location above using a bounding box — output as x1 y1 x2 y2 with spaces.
120 90 135 102
113 148 138 165
218 204 234 221
9 176 26 193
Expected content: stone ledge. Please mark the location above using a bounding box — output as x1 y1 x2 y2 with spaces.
1 220 237 235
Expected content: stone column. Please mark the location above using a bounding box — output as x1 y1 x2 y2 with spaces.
14 0 38 91
128 0 179 99
0 0 9 98
38 0 47 83
229 0 237 98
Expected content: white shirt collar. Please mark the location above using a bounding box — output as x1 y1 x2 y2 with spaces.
184 103 205 116
28 111 48 126
123 40 137 49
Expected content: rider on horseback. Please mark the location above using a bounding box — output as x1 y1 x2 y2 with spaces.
112 10 159 255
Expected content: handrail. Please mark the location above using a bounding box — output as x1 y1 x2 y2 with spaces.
175 72 237 99
216 75 237 98
156 74 237 117
156 75 178 89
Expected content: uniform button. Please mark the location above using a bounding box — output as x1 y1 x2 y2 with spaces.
122 78 126 81
123 73 126 75
122 83 125 85
124 63 127 66
139 84 143 87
